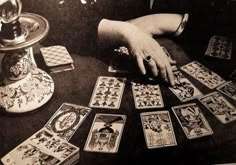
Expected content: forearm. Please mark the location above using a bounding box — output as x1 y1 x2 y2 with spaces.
127 14 184 36
97 18 141 47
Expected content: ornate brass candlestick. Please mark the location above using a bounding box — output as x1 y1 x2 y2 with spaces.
0 0 54 113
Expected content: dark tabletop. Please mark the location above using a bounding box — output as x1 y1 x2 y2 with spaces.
1 1 236 165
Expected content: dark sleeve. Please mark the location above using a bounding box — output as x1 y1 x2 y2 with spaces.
21 0 103 52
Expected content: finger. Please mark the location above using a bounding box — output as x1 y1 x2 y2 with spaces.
166 63 175 86
152 56 168 81
136 56 146 75
169 59 177 65
147 59 159 77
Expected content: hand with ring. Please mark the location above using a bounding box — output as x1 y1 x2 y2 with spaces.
126 26 176 86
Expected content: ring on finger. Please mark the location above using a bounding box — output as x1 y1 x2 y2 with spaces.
144 55 152 63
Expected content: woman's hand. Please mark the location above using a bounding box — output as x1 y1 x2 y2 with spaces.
125 26 176 86
98 19 176 86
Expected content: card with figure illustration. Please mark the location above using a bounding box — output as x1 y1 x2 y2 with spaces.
44 103 91 141
132 82 164 109
1 128 80 165
198 92 236 124
169 71 202 102
172 103 213 139
217 81 236 101
140 111 177 149
181 61 225 89
205 35 232 60
84 113 126 153
89 76 126 109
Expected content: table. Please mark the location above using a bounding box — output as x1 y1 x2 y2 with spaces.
1 2 236 165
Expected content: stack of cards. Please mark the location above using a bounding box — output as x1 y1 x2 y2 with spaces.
140 111 177 149
84 113 126 153
172 103 213 139
131 82 164 109
169 71 202 102
40 45 74 73
181 61 225 89
198 92 236 124
1 103 91 165
89 76 126 109
205 35 232 60
1 128 80 165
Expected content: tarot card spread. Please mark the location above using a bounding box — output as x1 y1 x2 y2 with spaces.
132 82 164 109
44 103 91 141
181 61 225 89
89 76 126 109
199 92 236 124
140 111 177 149
169 71 202 102
84 113 126 153
217 81 236 101
172 103 213 139
205 35 232 60
1 128 80 165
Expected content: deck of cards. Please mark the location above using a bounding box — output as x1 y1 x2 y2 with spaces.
1 128 80 165
40 45 74 73
1 103 92 165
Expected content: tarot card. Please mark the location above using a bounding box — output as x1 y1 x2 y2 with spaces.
181 61 225 89
40 45 74 73
1 128 80 165
140 111 177 149
205 35 232 60
84 113 126 153
217 81 236 101
169 71 202 102
132 82 164 109
229 69 236 80
172 103 213 139
108 46 131 73
44 103 91 141
89 76 126 109
198 92 236 124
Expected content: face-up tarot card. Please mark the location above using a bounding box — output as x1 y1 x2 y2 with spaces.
108 46 131 73
181 61 225 89
132 82 164 109
217 81 236 101
198 92 236 124
172 103 213 139
169 71 202 102
205 35 232 60
1 128 80 165
44 103 91 141
229 69 236 81
140 111 177 149
89 76 126 109
84 113 126 153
